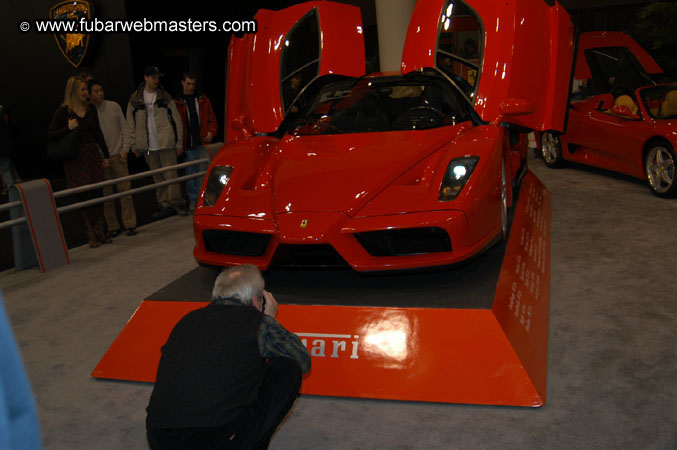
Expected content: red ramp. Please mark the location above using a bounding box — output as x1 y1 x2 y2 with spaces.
93 172 550 406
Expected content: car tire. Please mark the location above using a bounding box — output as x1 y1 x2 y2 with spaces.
541 131 564 168
645 143 677 197
501 157 508 240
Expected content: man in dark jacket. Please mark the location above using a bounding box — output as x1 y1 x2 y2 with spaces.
175 72 218 212
146 264 311 450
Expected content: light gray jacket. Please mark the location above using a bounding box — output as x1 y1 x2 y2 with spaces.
126 83 183 152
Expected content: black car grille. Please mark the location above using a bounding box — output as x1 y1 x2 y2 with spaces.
203 230 271 257
354 227 451 257
271 244 349 267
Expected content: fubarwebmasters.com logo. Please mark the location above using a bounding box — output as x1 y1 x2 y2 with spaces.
24 17 258 34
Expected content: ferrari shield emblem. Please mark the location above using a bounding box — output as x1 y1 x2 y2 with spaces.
50 0 93 68
300 219 308 228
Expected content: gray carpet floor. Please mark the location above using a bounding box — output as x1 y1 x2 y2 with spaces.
1 151 675 449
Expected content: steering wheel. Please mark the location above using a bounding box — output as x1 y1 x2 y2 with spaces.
392 106 447 130
312 120 343 134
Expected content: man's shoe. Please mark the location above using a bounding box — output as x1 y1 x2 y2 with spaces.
152 207 176 220
107 228 123 238
126 227 138 236
188 201 196 212
94 224 113 244
174 205 188 216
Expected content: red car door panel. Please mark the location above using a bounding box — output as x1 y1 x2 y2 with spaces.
225 2 366 141
565 103 646 177
401 0 574 132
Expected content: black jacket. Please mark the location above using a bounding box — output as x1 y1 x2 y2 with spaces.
146 303 265 430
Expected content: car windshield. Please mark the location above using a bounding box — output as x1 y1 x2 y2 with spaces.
639 84 677 119
285 74 473 136
584 46 655 96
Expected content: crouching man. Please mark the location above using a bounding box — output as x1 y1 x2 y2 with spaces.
146 264 311 450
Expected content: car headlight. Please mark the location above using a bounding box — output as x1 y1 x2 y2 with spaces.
203 166 233 207
439 156 479 201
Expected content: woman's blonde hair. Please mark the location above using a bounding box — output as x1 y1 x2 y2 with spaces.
61 76 87 111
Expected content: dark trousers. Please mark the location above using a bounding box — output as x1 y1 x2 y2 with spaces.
77 190 106 241
147 358 302 450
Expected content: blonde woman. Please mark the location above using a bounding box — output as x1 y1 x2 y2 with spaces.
48 76 112 248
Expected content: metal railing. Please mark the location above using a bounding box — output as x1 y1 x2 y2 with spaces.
0 157 210 230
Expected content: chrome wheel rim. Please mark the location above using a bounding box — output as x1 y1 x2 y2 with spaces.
541 133 560 164
501 159 508 239
646 146 675 194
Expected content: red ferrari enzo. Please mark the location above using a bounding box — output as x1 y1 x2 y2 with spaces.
540 32 677 197
193 0 573 271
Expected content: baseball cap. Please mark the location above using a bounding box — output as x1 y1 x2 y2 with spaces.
144 66 164 77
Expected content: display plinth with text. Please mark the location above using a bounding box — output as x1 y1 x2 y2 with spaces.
93 171 550 407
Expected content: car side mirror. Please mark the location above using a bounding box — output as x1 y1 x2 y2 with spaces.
610 105 640 120
499 98 534 116
231 114 248 130
595 94 614 111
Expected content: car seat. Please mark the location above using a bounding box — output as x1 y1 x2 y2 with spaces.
659 90 677 117
613 95 638 115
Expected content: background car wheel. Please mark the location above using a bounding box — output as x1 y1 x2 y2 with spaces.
645 143 677 197
541 131 564 168
501 158 508 240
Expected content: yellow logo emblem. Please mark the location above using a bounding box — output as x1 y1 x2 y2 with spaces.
300 219 308 228
50 0 93 68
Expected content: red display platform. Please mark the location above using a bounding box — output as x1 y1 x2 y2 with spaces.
92 172 550 407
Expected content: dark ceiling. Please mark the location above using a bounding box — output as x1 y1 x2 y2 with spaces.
559 0 652 9
336 0 656 30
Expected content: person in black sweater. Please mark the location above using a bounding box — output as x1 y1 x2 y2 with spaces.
146 264 311 450
48 76 112 248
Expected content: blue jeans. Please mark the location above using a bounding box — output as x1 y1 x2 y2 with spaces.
184 146 209 203
0 156 15 188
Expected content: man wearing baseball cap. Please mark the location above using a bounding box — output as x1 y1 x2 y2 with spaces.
126 65 186 218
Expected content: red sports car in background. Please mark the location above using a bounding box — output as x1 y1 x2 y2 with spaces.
193 0 573 271
540 32 677 197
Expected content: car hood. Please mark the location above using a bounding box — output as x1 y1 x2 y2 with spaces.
270 126 467 216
